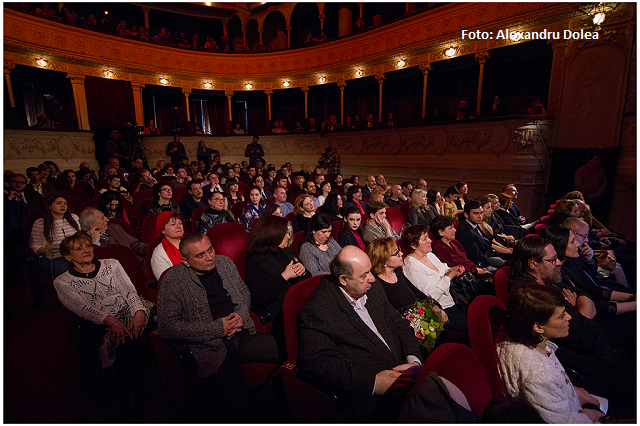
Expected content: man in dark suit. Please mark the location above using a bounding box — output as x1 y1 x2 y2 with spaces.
456 200 508 272
25 167 56 201
297 246 423 422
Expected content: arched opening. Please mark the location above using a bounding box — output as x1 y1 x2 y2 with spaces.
262 10 287 51
245 18 260 51
227 14 243 50
290 2 320 47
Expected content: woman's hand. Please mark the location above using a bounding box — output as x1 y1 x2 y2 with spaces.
446 265 464 279
575 386 599 407
282 261 305 280
476 267 489 275
433 306 449 324
127 310 146 339
104 315 133 345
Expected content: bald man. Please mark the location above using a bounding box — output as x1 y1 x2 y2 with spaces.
361 175 376 198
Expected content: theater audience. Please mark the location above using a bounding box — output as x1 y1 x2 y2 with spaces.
142 183 180 220
362 201 399 245
497 285 602 423
29 195 80 278
241 187 265 231
430 214 490 276
401 224 468 332
476 196 514 255
299 213 342 277
485 193 516 245
293 194 316 233
196 191 236 234
456 200 508 272
150 212 184 280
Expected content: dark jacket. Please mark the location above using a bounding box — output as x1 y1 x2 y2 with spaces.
195 208 236 234
456 220 494 267
142 201 180 219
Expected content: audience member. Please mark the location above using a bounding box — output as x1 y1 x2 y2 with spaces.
456 200 508 272
151 160 166 176
99 175 133 204
442 186 462 218
196 140 217 167
361 175 376 198
145 119 160 135
369 186 386 203
195 191 236 235
456 100 470 120
476 196 514 255
386 184 406 208
345 184 366 216
318 147 341 174
224 178 244 206
503 184 527 224
401 181 413 199
523 96 547 115
273 187 293 217
26 166 56 201
134 169 157 194
253 176 272 201
484 95 504 117
179 181 206 226
299 213 342 277
292 175 306 195
105 129 130 165
337 207 365 249
316 181 332 207
8 173 43 209
98 190 129 224
363 201 399 245
292 194 316 232
150 212 184 280
241 187 265 231
415 179 428 191
454 181 470 212
319 192 343 222
78 207 147 259
407 189 431 226
166 135 186 167
143 183 180 220
244 135 264 165
430 214 490 276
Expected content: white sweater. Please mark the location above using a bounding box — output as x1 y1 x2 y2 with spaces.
402 253 454 309
496 340 592 424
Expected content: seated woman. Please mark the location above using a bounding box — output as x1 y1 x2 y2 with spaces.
345 185 366 216
408 189 431 226
150 212 185 280
442 185 462 219
76 167 97 198
485 194 516 245
320 192 343 222
401 225 468 333
98 190 131 224
426 189 444 219
299 213 342 277
369 186 386 203
430 214 490 277
99 175 133 205
263 203 282 217
337 207 365 249
54 232 155 407
293 194 316 233
161 164 176 178
331 173 344 190
241 187 265 231
60 169 93 197
224 178 244 206
497 285 603 423
145 119 160 135
244 215 309 359
349 175 360 187
476 196 514 255
292 175 306 195
495 193 522 226
151 159 165 176
316 181 332 207
29 196 80 278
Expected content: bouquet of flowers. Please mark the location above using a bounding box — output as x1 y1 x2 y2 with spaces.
404 299 446 351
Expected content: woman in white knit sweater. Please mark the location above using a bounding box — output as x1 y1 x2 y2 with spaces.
496 285 604 423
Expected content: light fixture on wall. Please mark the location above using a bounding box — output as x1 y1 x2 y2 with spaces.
318 76 326 83
355 69 363 77
283 81 290 87
159 78 169 85
579 2 619 28
203 82 212 89
509 31 523 42
35 58 49 67
103 70 114 78
445 47 456 57
245 83 253 89
396 59 406 68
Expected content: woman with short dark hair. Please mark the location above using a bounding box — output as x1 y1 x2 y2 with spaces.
299 213 341 277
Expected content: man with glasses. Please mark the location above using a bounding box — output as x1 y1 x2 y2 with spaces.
142 182 180 219
195 191 236 234
253 176 272 201
8 173 43 208
133 169 157 194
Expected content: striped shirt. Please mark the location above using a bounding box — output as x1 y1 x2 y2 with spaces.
29 214 79 253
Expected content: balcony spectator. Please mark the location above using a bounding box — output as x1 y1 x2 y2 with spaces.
365 113 377 129
382 112 396 127
233 123 245 135
145 119 160 135
306 117 318 132
291 121 304 133
344 116 355 130
523 96 547 115
456 100 470 120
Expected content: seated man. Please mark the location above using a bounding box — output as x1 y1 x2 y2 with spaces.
362 201 399 245
253 176 272 201
26 166 56 201
298 246 429 422
195 191 236 234
298 163 312 179
456 200 508 272
273 187 293 217
305 181 319 208
361 175 376 199
503 184 527 224
507 237 629 406
157 234 279 422
401 181 413 199
133 169 157 194
169 167 191 190
179 181 206 227
79 207 147 258
386 184 406 208
240 165 257 188
142 183 180 220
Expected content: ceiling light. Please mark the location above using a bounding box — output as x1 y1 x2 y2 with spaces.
355 69 363 77
318 76 326 84
245 83 253 90
445 47 456 57
159 78 168 85
203 82 212 89
35 58 48 67
283 81 290 87
593 12 606 25
103 70 114 78
397 59 405 67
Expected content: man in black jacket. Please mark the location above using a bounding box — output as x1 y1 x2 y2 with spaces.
195 191 236 234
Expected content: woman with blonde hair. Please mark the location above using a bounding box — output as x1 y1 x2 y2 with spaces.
369 186 386 203
408 189 431 226
151 159 165 175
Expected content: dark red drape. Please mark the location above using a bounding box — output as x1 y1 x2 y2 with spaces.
85 76 135 128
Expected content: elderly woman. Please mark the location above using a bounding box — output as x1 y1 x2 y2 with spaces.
408 188 431 226
241 187 265 231
320 192 343 222
54 232 154 408
30 195 80 278
497 285 603 423
150 212 185 280
401 225 467 332
430 214 490 275
245 215 308 359
293 194 316 233
299 213 342 277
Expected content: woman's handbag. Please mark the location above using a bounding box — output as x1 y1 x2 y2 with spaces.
449 272 483 314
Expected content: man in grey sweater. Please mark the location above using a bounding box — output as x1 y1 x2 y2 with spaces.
157 233 279 421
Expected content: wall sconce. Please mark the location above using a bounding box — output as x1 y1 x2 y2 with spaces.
245 83 253 90
203 82 212 89
579 2 619 28
35 58 49 67
509 31 523 42
318 76 326 84
445 47 456 57
283 81 290 87
103 70 114 78
355 69 363 77
159 78 169 85
397 59 406 68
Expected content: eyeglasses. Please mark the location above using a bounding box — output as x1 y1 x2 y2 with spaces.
161 188 173 192
391 250 402 258
542 257 559 264
571 230 589 240
12 181 26 185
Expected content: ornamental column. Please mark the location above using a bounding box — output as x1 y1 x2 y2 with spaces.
131 82 145 126
182 89 191 122
258 29 263 46
141 6 150 30
318 2 326 30
225 90 234 122
338 81 347 125
338 6 352 36
286 26 292 48
66 73 90 130
242 30 247 45
4 61 16 108
375 73 386 123
265 89 273 121
222 19 229 39
301 86 309 119
475 50 490 114
419 62 432 120
546 40 568 116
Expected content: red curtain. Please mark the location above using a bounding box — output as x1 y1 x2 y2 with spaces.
85 76 135 128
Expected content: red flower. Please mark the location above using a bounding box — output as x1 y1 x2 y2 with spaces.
416 307 425 315
415 332 424 339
